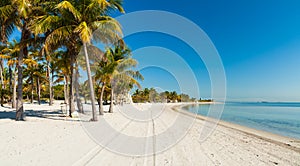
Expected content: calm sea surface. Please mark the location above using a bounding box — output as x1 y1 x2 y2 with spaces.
183 102 300 139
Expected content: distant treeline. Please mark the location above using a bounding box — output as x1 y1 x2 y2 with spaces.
131 88 213 103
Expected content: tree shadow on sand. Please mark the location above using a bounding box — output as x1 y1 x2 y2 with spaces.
0 109 82 122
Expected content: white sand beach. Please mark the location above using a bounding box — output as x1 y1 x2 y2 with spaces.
0 101 299 166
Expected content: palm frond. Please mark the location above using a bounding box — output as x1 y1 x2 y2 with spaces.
24 59 38 67
92 17 122 44
55 1 81 21
108 0 125 13
0 4 14 18
124 70 144 80
86 0 109 12
0 54 11 59
16 0 31 18
74 21 92 43
44 25 74 53
30 15 61 35
7 59 18 67
117 58 137 71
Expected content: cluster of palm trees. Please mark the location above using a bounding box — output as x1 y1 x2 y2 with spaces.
131 88 198 103
0 0 142 121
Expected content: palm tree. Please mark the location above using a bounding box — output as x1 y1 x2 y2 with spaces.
0 67 11 106
94 58 114 115
0 0 45 120
45 52 53 106
51 50 70 105
35 63 47 105
79 81 90 105
0 40 19 108
72 0 123 119
23 54 47 105
169 91 178 103
0 0 16 107
101 45 143 113
23 58 38 103
31 0 124 120
0 45 6 106
43 49 69 106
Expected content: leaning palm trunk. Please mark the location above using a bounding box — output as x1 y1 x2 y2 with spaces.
12 70 17 108
83 43 97 121
75 66 83 113
69 54 76 117
0 61 3 87
0 61 5 107
9 67 13 105
0 64 3 87
31 76 34 103
109 87 114 113
0 86 3 107
0 63 4 107
99 82 105 115
51 70 55 105
37 77 41 105
47 62 53 106
0 88 3 107
63 75 69 104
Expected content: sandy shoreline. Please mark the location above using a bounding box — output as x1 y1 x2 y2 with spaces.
0 102 299 165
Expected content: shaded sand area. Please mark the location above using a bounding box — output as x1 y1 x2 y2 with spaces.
0 102 299 165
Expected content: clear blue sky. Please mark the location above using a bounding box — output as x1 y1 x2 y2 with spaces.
117 0 300 102
8 0 300 102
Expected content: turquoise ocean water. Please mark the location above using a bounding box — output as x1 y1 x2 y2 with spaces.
183 102 300 139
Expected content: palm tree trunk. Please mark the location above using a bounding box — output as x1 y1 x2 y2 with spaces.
83 43 97 121
51 70 55 104
99 82 105 115
84 97 87 104
9 67 13 105
12 69 17 108
16 26 29 121
0 61 3 87
109 87 114 113
69 54 75 117
75 64 83 113
37 77 41 105
64 76 68 104
0 87 3 107
31 76 34 104
0 61 4 107
47 61 53 106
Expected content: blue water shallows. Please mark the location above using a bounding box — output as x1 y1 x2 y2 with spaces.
183 102 300 139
